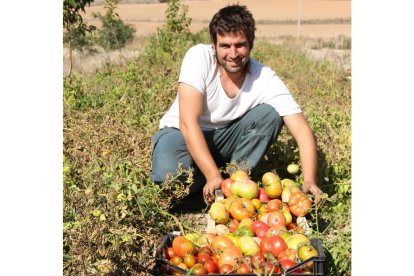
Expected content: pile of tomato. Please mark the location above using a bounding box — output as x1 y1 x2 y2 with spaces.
161 169 320 275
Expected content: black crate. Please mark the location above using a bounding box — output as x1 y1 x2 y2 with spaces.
154 234 325 275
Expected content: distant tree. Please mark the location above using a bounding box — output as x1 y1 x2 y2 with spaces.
63 0 96 77
93 0 136 50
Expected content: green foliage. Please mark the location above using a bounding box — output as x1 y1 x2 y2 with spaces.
63 0 96 50
63 1 351 274
145 0 193 65
94 0 136 50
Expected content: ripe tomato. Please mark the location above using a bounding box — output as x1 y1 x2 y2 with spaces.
251 252 265 269
173 262 188 275
266 199 283 212
237 262 252 273
218 246 243 267
204 259 218 273
255 225 270 238
251 220 268 232
165 247 177 259
298 243 318 270
288 191 312 217
197 253 212 265
219 263 234 274
229 198 255 221
183 254 196 268
198 245 213 256
261 235 287 258
278 259 302 273
170 255 183 266
191 263 207 275
221 178 235 198
267 211 287 227
231 170 249 181
265 225 287 238
262 172 282 198
278 248 298 262
172 236 196 257
211 235 234 253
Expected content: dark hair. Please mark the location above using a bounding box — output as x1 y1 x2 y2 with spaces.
209 4 256 49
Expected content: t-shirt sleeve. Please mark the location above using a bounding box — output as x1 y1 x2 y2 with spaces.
263 72 302 116
178 44 211 94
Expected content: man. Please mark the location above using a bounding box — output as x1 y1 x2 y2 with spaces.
151 4 322 209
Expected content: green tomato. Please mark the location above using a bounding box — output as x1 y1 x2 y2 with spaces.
287 163 300 174
234 225 254 237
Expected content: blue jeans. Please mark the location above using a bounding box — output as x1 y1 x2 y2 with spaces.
151 104 284 193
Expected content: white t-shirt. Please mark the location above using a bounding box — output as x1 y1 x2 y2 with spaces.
159 44 302 130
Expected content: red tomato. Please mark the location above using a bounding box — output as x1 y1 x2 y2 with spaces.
218 246 243 267
288 191 312 217
278 259 302 273
197 253 212 265
254 225 269 238
219 263 234 274
165 247 177 259
266 199 283 212
267 211 287 227
251 220 269 232
278 248 298 262
172 236 196 257
198 245 213 256
229 198 256 221
267 235 287 258
237 262 252 274
221 178 235 198
204 260 218 273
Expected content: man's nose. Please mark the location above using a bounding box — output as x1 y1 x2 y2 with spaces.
229 46 238 58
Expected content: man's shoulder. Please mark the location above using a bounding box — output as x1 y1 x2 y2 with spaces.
249 58 276 78
187 43 214 55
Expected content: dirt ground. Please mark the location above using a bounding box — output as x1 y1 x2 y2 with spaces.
83 0 351 38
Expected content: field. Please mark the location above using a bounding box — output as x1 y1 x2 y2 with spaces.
84 0 351 38
64 0 351 74
63 0 351 275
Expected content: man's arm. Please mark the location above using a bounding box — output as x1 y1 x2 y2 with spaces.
283 113 322 201
178 83 223 203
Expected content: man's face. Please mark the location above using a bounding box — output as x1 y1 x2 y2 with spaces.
213 33 250 74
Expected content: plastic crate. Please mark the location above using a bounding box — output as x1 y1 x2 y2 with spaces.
154 234 325 275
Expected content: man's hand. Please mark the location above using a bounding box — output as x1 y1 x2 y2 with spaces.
302 181 323 205
203 176 223 204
